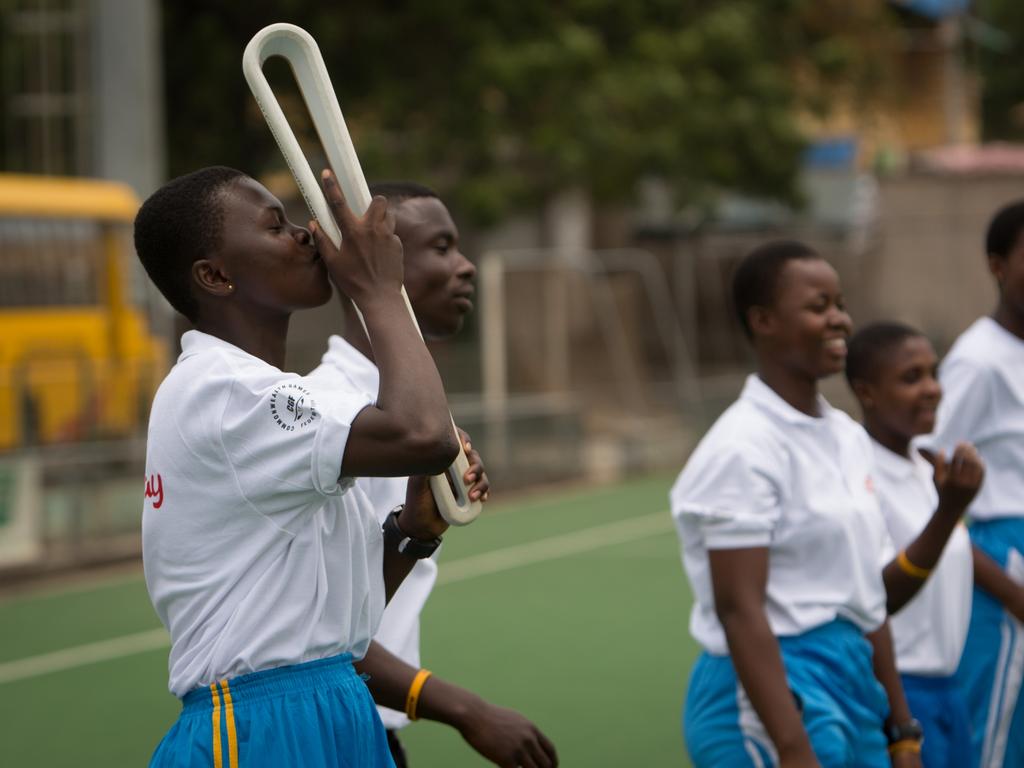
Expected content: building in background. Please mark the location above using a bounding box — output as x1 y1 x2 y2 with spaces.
0 0 165 197
806 0 977 173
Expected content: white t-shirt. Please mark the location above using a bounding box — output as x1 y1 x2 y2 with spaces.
927 317 1024 521
670 375 893 655
871 440 973 676
143 331 384 697
310 334 440 730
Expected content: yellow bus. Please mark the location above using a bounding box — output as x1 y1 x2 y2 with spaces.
0 174 169 450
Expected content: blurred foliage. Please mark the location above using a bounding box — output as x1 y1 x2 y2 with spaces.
977 0 1024 142
163 0 896 223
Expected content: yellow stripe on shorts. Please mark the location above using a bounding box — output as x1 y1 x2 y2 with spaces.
210 682 223 768
220 680 239 768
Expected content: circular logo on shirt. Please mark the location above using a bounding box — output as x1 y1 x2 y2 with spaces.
269 383 319 431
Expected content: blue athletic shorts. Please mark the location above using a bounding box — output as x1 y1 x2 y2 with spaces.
900 673 975 768
683 620 890 768
149 653 395 768
958 516 1024 768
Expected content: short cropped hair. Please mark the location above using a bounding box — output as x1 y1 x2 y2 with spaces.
986 200 1024 260
732 240 822 339
368 181 438 205
134 166 247 321
845 321 923 386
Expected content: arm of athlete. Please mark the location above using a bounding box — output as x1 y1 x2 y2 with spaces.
311 170 458 480
382 433 488 600
973 545 1024 622
866 621 922 768
709 547 820 768
357 641 558 768
882 443 984 613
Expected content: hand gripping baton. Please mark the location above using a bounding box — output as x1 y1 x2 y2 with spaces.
243 23 481 525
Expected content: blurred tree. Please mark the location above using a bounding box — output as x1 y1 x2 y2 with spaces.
976 0 1024 141
162 0 895 223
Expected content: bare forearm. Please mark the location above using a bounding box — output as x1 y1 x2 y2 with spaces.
358 641 560 767
357 640 416 711
359 294 452 441
356 647 487 729
382 548 417 602
357 641 477 729
885 444 986 615
884 505 962 613
974 545 1019 605
867 620 912 726
721 609 813 760
903 504 961 574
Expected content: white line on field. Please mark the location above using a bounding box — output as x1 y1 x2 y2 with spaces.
0 627 170 685
438 510 673 585
0 510 673 685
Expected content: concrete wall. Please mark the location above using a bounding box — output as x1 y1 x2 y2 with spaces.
865 172 1019 350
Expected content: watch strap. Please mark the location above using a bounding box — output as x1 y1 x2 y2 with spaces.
382 507 442 559
885 718 924 745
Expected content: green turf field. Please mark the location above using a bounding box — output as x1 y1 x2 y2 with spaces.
0 473 698 767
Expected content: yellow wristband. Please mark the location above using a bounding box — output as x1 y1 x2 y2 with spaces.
888 738 922 755
405 668 432 721
897 549 931 580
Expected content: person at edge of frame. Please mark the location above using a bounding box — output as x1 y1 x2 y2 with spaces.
307 181 558 768
671 240 982 768
921 200 1024 768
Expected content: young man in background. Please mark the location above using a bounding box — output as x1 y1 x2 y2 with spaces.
310 182 558 768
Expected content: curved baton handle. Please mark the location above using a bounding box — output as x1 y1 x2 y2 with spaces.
243 23 481 525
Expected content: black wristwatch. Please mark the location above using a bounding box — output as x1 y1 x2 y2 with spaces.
885 718 924 745
382 506 442 559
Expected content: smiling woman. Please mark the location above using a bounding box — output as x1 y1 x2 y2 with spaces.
731 240 853 414
671 241 915 768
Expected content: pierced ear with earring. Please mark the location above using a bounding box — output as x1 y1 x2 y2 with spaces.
227 283 234 292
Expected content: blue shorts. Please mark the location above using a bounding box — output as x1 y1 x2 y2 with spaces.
684 620 890 768
958 517 1024 768
900 673 974 768
150 653 395 768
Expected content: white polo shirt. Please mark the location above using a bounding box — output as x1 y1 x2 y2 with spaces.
871 440 972 677
671 375 892 655
309 334 440 730
927 317 1024 522
143 331 384 697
